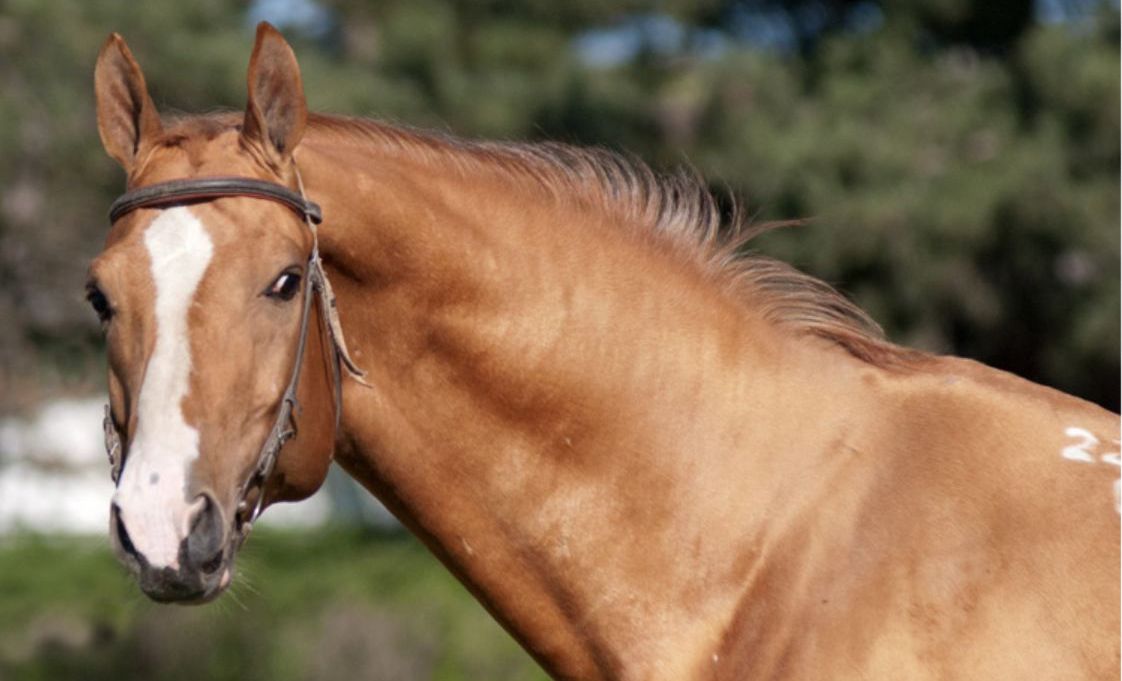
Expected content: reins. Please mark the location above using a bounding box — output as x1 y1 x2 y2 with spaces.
102 169 367 545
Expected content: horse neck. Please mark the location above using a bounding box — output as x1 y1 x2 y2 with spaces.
297 130 881 679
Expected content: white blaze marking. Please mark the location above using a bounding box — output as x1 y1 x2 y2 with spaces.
113 207 213 568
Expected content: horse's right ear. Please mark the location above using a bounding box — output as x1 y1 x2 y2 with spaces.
94 33 162 172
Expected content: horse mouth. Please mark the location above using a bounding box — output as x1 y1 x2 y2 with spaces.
110 497 240 604
137 561 234 604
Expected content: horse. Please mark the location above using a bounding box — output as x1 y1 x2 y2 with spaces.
89 23 1119 681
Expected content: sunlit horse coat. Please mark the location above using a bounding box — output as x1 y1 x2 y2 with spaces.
90 23 1120 681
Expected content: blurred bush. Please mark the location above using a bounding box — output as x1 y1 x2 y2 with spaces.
0 0 1116 411
0 530 548 680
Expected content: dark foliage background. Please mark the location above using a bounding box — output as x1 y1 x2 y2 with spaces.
0 0 1117 412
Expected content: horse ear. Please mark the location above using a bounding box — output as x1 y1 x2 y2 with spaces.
241 23 307 165
94 33 163 172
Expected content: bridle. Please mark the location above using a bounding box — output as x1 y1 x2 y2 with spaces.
108 176 324 225
103 172 366 546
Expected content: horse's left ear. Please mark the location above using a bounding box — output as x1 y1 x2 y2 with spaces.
241 22 307 165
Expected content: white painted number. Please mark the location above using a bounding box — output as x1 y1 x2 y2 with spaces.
1102 441 1121 468
1062 427 1099 463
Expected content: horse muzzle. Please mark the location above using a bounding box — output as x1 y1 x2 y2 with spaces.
109 492 235 603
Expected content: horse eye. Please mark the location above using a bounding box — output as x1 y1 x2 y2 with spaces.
266 271 302 301
86 283 113 324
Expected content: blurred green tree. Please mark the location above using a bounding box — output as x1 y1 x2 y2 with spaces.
0 0 1116 411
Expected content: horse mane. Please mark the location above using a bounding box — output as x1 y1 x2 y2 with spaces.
165 112 920 367
309 114 924 368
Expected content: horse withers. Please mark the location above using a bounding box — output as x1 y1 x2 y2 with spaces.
89 23 1119 681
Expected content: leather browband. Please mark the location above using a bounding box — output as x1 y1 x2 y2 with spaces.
108 176 323 224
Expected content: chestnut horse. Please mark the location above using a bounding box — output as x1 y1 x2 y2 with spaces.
90 24 1119 681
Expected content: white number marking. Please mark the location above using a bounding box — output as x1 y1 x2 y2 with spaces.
1061 429 1122 515
1102 440 1121 468
1062 427 1099 463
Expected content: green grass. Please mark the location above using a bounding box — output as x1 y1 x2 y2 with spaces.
0 529 548 681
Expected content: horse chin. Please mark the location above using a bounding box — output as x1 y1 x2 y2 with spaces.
139 567 232 604
134 552 236 605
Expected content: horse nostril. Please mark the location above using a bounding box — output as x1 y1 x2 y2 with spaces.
185 493 226 574
111 503 140 561
200 548 224 574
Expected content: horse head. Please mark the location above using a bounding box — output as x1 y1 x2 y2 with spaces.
89 24 337 602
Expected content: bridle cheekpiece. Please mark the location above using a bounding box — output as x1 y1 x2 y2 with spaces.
103 171 366 546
